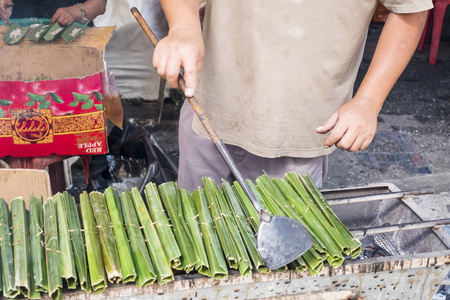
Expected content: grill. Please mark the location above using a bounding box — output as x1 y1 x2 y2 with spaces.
309 187 443 260
324 184 450 257
61 183 450 300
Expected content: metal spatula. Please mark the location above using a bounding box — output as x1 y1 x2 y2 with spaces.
131 7 313 270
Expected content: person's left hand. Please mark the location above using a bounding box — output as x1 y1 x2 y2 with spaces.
51 5 81 26
0 0 13 24
315 96 379 152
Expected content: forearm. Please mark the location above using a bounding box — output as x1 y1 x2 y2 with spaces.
317 11 428 151
80 0 107 21
354 11 427 113
160 0 201 34
155 0 204 94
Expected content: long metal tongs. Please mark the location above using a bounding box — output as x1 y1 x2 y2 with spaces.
131 7 313 270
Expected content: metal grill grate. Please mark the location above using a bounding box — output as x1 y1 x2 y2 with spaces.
355 219 404 257
368 220 403 256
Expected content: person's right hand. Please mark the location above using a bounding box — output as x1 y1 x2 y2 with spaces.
0 0 13 24
152 26 204 97
51 6 81 26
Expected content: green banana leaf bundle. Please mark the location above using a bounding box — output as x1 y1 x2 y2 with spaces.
2 22 29 44
0 172 360 298
26 24 50 42
61 22 86 42
43 23 65 42
2 20 86 45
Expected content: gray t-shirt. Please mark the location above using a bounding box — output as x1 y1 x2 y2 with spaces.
192 0 432 158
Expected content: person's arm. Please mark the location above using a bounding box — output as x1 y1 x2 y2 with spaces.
316 11 427 152
0 0 13 24
51 0 107 26
153 0 204 97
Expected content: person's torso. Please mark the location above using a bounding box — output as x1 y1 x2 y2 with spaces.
192 0 432 158
193 0 377 158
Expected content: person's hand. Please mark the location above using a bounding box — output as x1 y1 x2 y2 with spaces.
315 96 379 152
51 5 81 26
0 0 13 24
153 26 204 97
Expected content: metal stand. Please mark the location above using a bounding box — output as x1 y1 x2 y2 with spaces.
156 78 166 125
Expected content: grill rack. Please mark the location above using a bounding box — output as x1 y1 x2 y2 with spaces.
323 186 450 251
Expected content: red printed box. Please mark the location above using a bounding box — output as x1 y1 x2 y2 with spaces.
0 45 107 157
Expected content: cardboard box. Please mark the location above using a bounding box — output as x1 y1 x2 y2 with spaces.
0 169 51 205
0 45 108 157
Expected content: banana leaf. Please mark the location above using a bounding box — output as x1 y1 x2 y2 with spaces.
89 192 122 283
79 192 107 294
179 189 210 276
29 195 47 293
210 180 252 276
63 192 91 292
43 198 62 300
43 22 64 41
130 188 173 285
202 178 237 270
299 174 362 258
120 190 156 287
144 183 182 270
61 22 86 42
222 182 269 273
11 197 31 297
192 189 228 280
2 22 29 44
26 24 50 42
104 187 136 283
0 198 19 298
274 177 345 268
235 181 289 273
27 240 41 299
53 193 77 289
158 182 199 273
255 175 323 274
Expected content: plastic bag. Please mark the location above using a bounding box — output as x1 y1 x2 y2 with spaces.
88 122 178 195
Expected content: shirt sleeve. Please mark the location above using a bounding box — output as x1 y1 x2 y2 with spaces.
380 0 433 14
